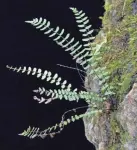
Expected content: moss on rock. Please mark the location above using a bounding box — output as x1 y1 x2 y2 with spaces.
92 0 137 102
84 0 137 149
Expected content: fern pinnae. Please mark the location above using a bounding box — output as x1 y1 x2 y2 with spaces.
70 7 95 50
19 109 102 139
33 96 53 104
89 45 116 99
7 7 119 141
25 17 90 70
70 7 96 71
33 88 80 103
33 87 104 104
6 65 73 90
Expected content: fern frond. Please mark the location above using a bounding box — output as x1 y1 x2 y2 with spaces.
19 110 102 139
6 65 72 90
70 7 95 50
18 126 40 139
33 88 80 102
33 87 104 103
25 17 90 70
88 38 116 98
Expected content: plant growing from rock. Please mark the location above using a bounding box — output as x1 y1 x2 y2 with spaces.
6 7 116 139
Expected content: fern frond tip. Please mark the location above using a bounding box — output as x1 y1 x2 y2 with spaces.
6 65 12 69
18 132 24 136
69 7 74 10
25 20 33 24
6 65 9 68
69 7 77 12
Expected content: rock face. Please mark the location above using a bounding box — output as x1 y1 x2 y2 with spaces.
116 83 137 149
83 111 111 150
83 0 137 149
84 83 137 150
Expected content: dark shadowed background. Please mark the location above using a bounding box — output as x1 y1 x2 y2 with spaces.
0 0 104 150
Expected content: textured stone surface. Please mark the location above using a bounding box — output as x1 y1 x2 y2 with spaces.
83 112 110 150
116 83 137 150
83 83 137 150
83 0 137 149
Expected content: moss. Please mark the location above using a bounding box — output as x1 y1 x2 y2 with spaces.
106 112 132 150
118 74 132 100
107 113 121 149
91 0 137 102
120 131 132 144
86 0 137 149
91 109 103 126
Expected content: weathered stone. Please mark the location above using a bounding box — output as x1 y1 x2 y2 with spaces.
84 83 137 150
83 0 137 149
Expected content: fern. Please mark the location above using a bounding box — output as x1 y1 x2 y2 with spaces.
25 13 95 70
33 87 103 103
6 65 72 90
6 65 104 103
88 37 116 98
70 7 95 49
18 110 102 139
6 7 117 140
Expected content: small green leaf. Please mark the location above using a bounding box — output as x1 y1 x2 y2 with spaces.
63 121 68 126
67 119 71 123
50 79 55 83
